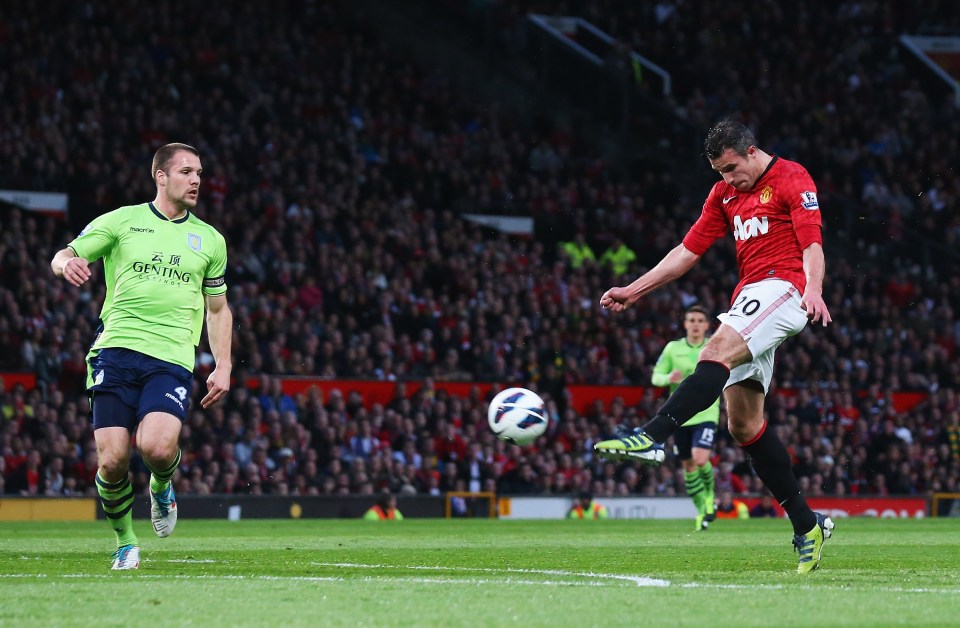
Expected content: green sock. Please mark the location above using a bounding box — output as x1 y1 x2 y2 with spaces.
699 460 715 513
684 470 705 515
96 471 137 548
148 449 181 494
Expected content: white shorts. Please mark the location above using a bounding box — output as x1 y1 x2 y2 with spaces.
716 279 808 393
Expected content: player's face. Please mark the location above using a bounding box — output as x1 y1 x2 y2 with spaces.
160 151 203 209
684 313 709 339
709 147 760 191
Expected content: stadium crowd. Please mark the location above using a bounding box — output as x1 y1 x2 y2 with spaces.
2 0 959 501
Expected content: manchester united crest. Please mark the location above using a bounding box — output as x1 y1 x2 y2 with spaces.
759 185 773 204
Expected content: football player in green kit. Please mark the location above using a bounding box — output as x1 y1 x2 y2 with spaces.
651 305 719 530
51 143 233 570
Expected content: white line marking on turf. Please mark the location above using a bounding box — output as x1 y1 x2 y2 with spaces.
310 563 960 595
313 561 670 587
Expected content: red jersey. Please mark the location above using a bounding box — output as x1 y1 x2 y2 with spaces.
682 156 823 301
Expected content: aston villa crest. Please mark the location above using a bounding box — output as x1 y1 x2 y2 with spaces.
187 233 202 251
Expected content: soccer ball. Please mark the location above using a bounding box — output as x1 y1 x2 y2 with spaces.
487 387 548 446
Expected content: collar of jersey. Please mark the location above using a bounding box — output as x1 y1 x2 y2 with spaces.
751 155 779 188
149 202 190 224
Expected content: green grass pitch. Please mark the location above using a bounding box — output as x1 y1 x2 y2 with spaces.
1 518 957 626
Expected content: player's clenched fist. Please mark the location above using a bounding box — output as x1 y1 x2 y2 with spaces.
599 286 636 313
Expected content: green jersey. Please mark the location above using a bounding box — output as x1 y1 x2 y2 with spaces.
652 338 720 426
70 202 228 371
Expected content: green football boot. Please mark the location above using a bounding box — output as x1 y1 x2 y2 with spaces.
793 512 835 574
594 429 666 465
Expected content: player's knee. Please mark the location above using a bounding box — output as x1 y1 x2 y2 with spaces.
728 419 760 444
139 439 178 466
703 351 748 371
700 331 750 368
692 449 711 467
97 454 130 481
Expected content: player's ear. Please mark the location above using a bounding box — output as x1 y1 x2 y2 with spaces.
156 170 165 187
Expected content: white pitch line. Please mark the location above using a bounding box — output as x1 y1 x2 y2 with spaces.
314 561 670 587
311 563 960 595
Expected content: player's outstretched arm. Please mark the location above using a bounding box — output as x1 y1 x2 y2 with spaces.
801 243 832 327
201 293 233 408
600 244 700 313
50 248 92 287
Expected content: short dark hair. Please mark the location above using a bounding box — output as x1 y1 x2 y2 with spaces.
151 143 199 182
685 304 709 318
704 118 756 159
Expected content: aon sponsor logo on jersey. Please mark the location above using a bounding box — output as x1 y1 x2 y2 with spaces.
733 215 769 241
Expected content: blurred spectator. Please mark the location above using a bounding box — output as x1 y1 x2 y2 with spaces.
749 494 780 518
560 232 597 269
364 492 404 520
714 491 749 520
567 491 609 519
599 236 638 277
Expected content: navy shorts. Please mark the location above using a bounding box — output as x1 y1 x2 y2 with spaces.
87 347 193 431
673 423 718 460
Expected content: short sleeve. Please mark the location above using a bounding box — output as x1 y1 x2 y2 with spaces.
682 184 728 255
203 232 228 295
68 211 120 262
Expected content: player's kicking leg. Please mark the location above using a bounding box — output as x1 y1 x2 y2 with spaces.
594 357 730 465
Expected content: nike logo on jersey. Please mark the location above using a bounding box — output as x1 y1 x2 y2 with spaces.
722 196 738 204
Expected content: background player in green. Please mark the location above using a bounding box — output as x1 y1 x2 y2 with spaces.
50 143 233 570
652 305 719 530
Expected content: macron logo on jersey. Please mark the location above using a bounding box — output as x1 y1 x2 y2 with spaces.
733 215 769 241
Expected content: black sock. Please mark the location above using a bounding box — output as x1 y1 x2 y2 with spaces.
741 422 816 535
641 360 730 442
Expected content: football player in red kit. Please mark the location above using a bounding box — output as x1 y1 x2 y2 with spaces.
594 118 835 574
